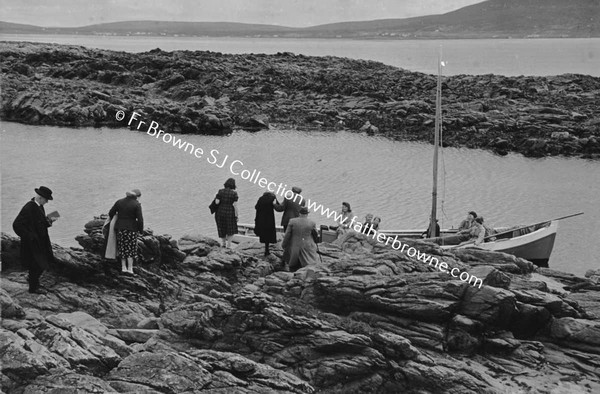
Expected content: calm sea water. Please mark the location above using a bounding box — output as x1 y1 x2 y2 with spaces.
1 34 599 76
1 124 598 276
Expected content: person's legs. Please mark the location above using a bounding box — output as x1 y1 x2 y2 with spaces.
121 258 127 272
126 257 134 274
221 237 226 247
226 235 233 248
28 263 43 293
264 243 270 256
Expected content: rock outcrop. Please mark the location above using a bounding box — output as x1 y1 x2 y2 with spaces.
1 218 600 393
1 42 599 158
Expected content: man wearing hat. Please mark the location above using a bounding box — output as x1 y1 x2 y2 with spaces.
12 186 58 294
281 206 320 271
274 186 306 232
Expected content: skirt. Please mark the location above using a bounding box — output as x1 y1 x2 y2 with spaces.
117 229 138 258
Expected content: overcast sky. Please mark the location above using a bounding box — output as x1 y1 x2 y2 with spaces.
1 0 486 28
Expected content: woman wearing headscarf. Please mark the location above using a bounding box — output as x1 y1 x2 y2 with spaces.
108 188 143 274
254 191 278 256
214 178 238 248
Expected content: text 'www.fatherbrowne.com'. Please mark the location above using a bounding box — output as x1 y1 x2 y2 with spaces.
116 110 483 288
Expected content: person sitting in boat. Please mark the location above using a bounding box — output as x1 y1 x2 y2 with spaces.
458 211 477 233
336 202 353 237
372 216 381 231
460 217 485 246
363 213 374 229
478 216 497 241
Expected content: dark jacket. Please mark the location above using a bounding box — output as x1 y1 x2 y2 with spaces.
274 194 306 229
109 196 144 232
12 199 54 270
254 193 277 244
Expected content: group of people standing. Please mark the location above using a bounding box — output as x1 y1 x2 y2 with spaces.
12 183 498 295
211 179 318 271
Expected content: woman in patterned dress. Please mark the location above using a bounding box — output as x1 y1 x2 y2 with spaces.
108 189 143 274
214 178 238 248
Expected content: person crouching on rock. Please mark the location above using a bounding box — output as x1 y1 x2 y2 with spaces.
281 206 320 272
12 186 58 294
214 178 239 248
254 191 278 256
108 189 143 275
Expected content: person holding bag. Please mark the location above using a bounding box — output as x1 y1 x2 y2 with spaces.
108 189 143 275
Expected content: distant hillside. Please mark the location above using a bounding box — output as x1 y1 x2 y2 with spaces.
0 20 294 37
0 21 46 34
1 0 598 39
72 21 295 36
300 0 600 38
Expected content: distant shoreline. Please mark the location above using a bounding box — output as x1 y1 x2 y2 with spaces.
2 31 597 40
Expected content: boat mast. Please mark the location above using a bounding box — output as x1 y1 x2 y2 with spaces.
430 50 442 237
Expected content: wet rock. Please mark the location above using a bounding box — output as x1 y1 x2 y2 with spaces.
108 351 212 392
1 288 25 319
460 285 516 327
241 114 270 131
550 317 600 347
0 328 70 380
22 371 118 393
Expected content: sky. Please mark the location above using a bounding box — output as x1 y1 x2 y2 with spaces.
1 0 486 28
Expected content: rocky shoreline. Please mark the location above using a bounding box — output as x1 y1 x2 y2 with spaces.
2 217 600 393
1 41 599 158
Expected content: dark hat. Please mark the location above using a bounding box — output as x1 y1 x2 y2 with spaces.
468 211 477 218
292 186 302 193
35 186 53 200
299 207 309 215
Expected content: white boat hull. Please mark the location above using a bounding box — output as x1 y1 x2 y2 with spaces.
441 221 558 266
232 221 558 266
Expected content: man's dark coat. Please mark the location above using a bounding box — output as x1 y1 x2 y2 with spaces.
254 193 277 244
12 199 54 270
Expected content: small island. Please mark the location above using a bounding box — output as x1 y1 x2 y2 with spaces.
1 41 599 158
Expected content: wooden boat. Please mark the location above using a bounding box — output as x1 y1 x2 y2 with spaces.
439 221 558 266
233 220 559 266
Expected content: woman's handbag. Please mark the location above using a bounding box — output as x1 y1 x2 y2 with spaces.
104 213 118 260
209 199 218 214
